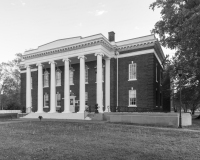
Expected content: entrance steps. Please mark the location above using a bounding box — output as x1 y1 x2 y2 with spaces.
21 112 86 120
85 113 104 121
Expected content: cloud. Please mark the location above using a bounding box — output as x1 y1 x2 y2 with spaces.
11 3 15 5
134 26 140 30
19 0 26 6
95 10 107 16
78 23 82 27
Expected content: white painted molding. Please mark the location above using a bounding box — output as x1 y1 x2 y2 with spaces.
23 38 113 60
62 58 71 62
20 68 38 73
36 63 44 67
95 52 104 57
78 55 87 59
117 49 163 68
49 61 57 65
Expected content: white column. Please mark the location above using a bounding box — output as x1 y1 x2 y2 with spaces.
49 61 56 113
62 58 71 113
95 52 104 113
105 58 110 112
26 65 31 113
36 63 43 113
78 55 86 113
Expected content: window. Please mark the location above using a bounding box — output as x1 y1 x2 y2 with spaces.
160 70 162 86
56 68 61 86
129 62 136 80
43 70 49 87
156 64 158 82
85 92 88 105
57 92 61 107
129 90 136 106
156 89 158 107
85 65 89 84
44 93 49 108
69 67 74 85
160 92 162 107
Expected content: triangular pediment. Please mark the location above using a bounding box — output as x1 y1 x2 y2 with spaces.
24 34 108 55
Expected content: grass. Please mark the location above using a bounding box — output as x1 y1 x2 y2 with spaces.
0 120 200 160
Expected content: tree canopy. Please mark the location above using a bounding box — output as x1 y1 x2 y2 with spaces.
150 0 200 113
0 53 22 110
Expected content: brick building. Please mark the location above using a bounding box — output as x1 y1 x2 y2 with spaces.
20 32 165 115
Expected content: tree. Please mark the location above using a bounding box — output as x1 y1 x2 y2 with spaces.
0 53 22 110
150 0 200 114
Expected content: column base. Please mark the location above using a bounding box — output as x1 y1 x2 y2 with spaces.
62 111 71 113
35 111 44 114
48 111 56 113
98 106 104 113
77 111 85 114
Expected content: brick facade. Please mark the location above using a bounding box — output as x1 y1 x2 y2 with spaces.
21 52 163 112
20 33 164 113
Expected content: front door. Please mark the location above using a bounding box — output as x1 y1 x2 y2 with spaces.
70 96 75 112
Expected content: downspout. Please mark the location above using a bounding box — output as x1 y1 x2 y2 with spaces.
116 51 119 109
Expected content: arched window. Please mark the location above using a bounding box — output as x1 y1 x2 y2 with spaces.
70 67 75 85
43 70 49 87
129 62 137 80
85 65 89 84
56 68 61 86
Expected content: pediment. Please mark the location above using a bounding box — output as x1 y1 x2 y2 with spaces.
24 34 108 55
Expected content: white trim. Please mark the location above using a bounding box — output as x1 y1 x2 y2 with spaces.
20 68 38 73
117 49 154 58
128 63 137 81
128 105 137 107
43 106 49 108
117 49 163 68
128 79 137 81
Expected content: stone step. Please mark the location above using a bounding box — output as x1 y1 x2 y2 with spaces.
21 112 87 120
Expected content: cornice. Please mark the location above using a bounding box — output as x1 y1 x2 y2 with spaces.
23 38 114 60
115 40 156 52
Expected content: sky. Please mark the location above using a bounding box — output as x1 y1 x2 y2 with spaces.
0 0 174 63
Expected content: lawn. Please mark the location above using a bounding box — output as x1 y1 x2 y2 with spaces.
0 120 200 160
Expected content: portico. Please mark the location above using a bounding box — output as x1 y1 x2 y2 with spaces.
21 35 113 115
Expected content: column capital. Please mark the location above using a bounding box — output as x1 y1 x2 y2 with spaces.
36 63 44 67
62 58 71 62
78 55 87 60
49 61 57 65
95 52 104 57
25 65 31 69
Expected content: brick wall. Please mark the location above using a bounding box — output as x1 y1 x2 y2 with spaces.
118 53 155 108
20 53 163 112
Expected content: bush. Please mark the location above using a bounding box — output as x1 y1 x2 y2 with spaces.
6 102 21 110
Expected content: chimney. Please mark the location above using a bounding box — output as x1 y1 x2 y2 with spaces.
108 31 115 42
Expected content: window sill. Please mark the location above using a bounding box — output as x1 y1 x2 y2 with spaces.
128 105 137 107
85 82 89 84
128 79 137 81
56 106 61 108
43 106 49 108
56 85 61 87
43 86 49 88
70 83 74 86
